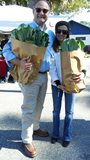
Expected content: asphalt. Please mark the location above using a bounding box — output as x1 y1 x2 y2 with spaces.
0 56 90 160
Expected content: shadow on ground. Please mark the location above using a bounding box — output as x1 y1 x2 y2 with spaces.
0 114 90 154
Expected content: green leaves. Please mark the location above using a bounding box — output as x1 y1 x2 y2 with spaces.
76 39 85 50
11 23 49 47
34 28 49 47
61 38 85 52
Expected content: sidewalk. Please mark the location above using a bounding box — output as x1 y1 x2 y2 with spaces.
0 57 90 160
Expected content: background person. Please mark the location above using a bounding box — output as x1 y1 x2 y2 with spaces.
0 34 15 83
3 0 54 158
49 21 86 147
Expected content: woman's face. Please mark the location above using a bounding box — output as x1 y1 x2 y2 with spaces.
56 25 69 43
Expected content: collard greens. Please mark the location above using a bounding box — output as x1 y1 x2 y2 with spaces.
11 23 49 47
61 38 85 52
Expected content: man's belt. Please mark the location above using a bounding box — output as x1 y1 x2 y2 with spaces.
39 71 48 74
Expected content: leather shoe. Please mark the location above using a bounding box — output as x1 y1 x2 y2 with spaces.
33 128 49 137
23 143 37 158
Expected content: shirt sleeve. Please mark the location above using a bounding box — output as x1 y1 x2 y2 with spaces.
49 49 59 82
2 38 16 68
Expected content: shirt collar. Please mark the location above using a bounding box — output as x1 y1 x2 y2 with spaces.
33 20 47 31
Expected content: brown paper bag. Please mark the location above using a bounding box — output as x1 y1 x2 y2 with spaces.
61 49 86 93
10 38 46 84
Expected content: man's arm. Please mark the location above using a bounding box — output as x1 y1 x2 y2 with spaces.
2 38 17 68
3 39 32 71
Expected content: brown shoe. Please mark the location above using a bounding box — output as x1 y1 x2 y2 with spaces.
33 129 49 137
23 143 37 158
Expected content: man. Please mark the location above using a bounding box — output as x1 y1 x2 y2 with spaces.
3 0 54 158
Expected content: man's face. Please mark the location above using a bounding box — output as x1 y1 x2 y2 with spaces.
33 1 50 26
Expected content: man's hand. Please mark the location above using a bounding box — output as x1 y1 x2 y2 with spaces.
20 57 33 72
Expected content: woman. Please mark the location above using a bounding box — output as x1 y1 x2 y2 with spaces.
49 21 86 147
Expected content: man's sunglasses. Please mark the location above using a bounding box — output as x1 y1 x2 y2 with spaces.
56 29 69 35
35 8 49 14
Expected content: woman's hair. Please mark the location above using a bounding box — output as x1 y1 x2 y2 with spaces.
53 21 70 52
55 21 70 36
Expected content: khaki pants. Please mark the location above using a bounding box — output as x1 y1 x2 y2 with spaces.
19 73 47 144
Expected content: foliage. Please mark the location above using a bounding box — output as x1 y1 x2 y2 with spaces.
81 21 90 27
0 0 90 14
11 23 49 47
61 38 85 52
0 0 28 6
49 0 90 14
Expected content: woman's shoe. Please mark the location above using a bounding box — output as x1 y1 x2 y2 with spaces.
51 137 58 144
62 140 70 147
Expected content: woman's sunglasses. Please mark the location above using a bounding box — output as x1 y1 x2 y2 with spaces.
56 29 69 35
35 8 49 14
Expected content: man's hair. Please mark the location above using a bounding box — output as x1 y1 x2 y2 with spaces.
33 0 50 8
28 0 50 9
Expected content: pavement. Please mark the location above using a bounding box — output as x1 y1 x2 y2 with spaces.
0 56 90 160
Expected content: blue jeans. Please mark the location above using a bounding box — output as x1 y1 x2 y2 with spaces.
51 85 76 141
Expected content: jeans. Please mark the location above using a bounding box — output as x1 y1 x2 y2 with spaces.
51 85 76 141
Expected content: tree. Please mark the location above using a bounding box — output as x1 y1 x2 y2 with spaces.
0 0 28 6
49 0 90 14
1 0 90 14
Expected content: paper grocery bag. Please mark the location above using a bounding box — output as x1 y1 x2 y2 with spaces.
10 38 46 84
61 49 86 93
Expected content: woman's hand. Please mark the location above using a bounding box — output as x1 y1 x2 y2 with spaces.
72 72 85 83
58 84 67 92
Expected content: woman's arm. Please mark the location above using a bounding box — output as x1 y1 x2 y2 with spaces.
49 50 60 83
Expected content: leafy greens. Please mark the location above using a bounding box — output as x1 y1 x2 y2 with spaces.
60 38 85 52
11 23 49 47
